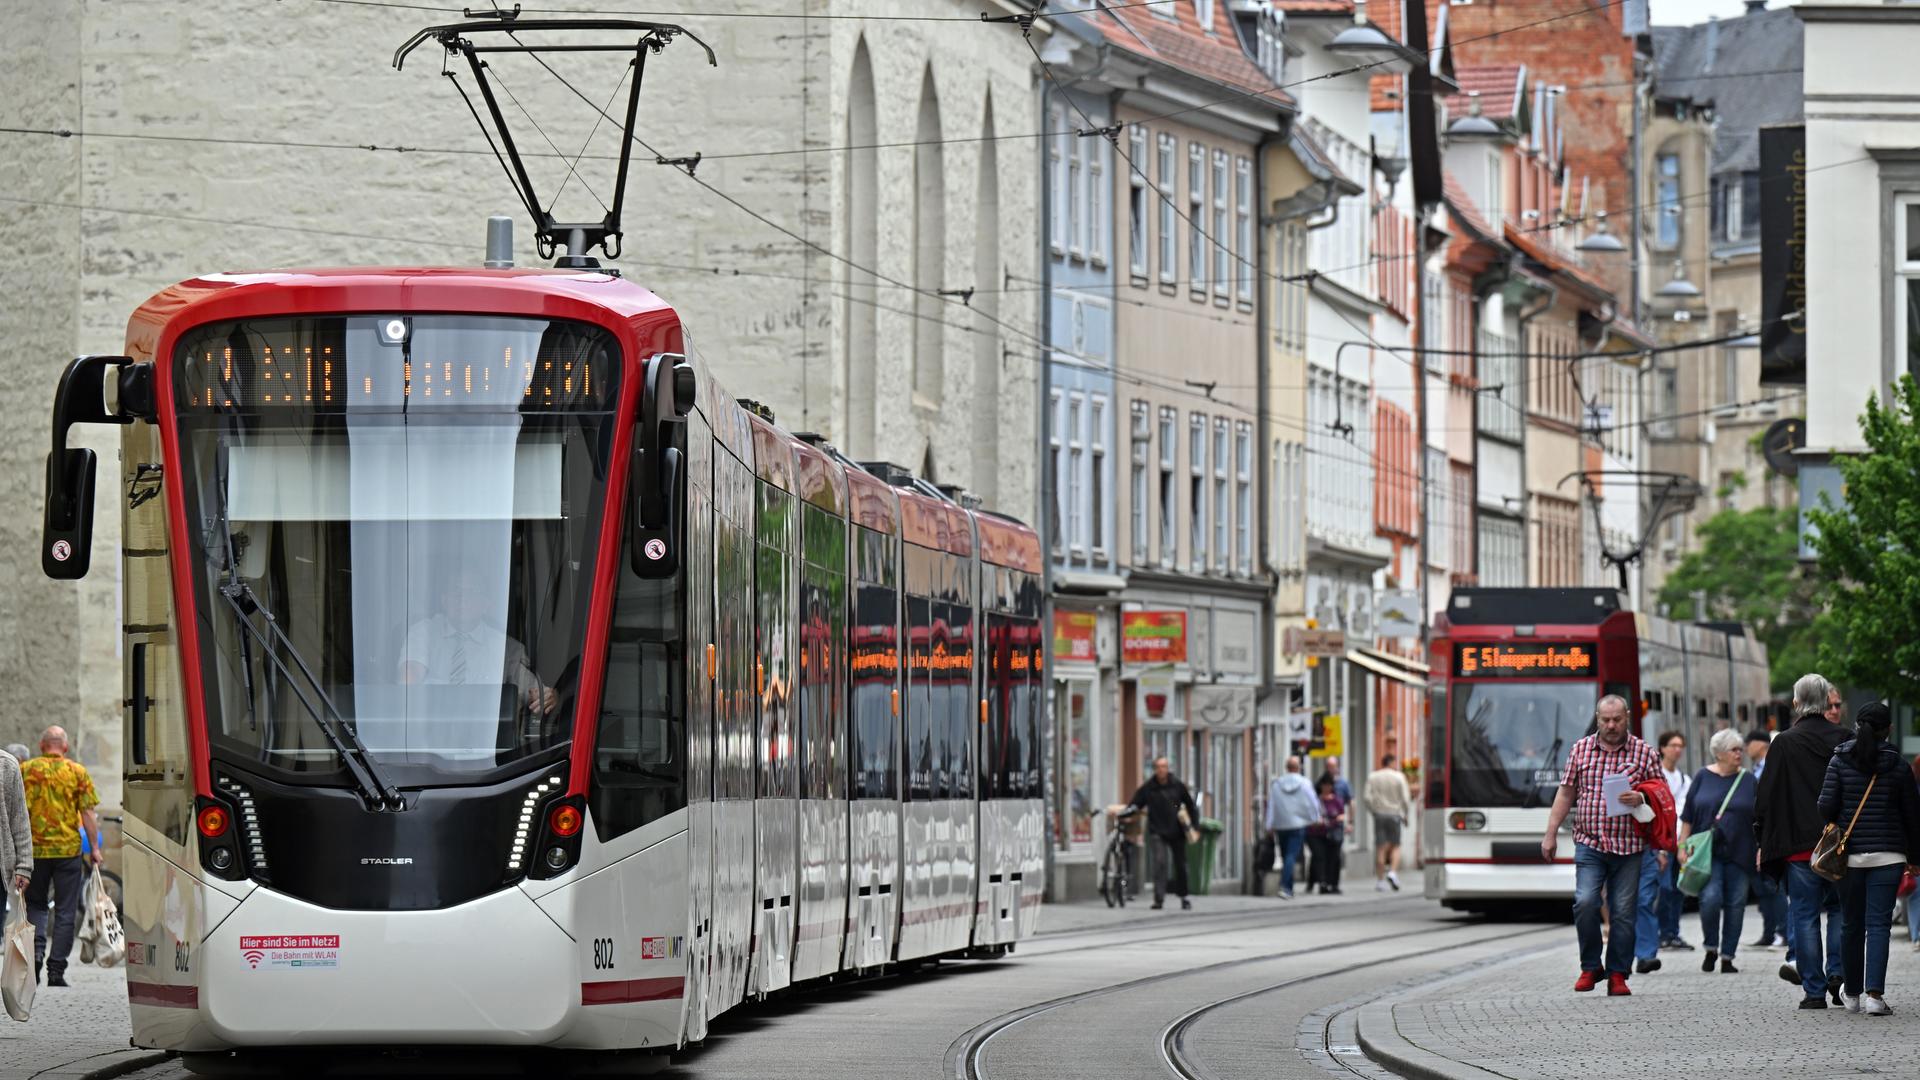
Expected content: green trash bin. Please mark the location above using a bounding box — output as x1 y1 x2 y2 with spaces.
1184 818 1225 896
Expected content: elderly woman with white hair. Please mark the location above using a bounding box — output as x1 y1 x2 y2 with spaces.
1678 726 1757 973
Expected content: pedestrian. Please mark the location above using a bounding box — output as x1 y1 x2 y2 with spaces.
1366 752 1411 892
19 726 101 988
1322 757 1355 805
0 746 30 925
1265 756 1320 900
1754 673 1853 1008
1307 774 1347 895
1817 702 1920 1015
1655 730 1694 951
3 746 29 766
1744 729 1790 952
1125 757 1201 911
1541 694 1660 996
1678 728 1756 974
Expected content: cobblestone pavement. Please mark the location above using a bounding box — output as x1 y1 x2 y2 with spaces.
0 960 153 1079
1371 930 1920 1079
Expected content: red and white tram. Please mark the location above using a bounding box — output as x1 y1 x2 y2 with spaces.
1422 588 1770 910
39 267 1045 1067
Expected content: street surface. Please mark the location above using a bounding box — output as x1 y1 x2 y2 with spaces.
17 892 1920 1078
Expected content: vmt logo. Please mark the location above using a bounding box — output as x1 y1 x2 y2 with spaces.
361 857 414 865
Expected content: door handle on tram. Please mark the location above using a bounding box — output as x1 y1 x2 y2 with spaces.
706 643 717 682
125 642 154 765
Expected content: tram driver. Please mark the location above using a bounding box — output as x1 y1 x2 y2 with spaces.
399 573 562 724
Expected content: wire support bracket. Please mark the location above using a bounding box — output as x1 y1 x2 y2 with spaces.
395 15 717 268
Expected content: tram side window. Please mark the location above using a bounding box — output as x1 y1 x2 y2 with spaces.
1425 682 1447 806
592 535 688 842
905 592 935 801
798 505 847 802
945 598 974 802
756 482 795 800
984 613 1013 800
850 527 900 801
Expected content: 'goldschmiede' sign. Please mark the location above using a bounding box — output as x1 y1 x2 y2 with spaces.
1759 123 1806 385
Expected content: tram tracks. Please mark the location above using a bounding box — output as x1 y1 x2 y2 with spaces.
948 913 1508 1080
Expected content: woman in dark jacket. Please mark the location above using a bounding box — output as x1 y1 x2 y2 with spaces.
1307 775 1347 895
1817 702 1920 1015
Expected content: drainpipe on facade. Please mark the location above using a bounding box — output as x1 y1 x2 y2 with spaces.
1255 146 1275 713
1037 69 1057 900
1413 205 1433 674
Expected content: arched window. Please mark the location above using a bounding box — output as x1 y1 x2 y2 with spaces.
913 67 945 404
972 93 1001 503
844 40 879 456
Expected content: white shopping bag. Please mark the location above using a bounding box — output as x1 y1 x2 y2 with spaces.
77 872 98 965
87 869 124 969
2 888 36 1021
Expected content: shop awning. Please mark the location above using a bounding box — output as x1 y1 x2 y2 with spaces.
1354 645 1431 675
1345 649 1427 688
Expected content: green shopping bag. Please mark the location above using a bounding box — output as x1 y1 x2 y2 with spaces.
1677 769 1745 897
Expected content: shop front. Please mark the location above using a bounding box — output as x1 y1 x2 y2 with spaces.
1050 600 1117 900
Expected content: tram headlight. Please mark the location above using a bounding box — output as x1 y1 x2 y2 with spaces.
1448 811 1487 831
544 846 570 872
208 846 234 872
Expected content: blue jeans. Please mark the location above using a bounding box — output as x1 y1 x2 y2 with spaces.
1658 858 1684 940
1786 861 1846 998
1907 894 1920 944
1634 850 1663 960
1698 859 1750 956
1574 844 1643 975
1752 871 1787 944
1841 863 1904 996
1275 829 1306 894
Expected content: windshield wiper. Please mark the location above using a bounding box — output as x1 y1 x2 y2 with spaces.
217 577 405 811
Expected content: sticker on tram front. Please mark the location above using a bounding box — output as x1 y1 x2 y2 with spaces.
643 538 667 562
240 934 342 971
639 936 684 960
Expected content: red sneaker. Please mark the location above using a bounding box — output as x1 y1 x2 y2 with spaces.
1574 970 1601 992
1607 973 1631 996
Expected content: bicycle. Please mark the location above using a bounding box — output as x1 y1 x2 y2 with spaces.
1099 807 1140 908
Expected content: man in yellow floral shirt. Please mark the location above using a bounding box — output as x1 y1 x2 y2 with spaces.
21 726 100 988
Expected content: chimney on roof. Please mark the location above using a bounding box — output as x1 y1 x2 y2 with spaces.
1744 0 1765 11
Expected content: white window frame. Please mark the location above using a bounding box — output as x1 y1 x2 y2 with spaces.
1655 152 1681 251
1049 105 1067 255
1090 396 1108 558
1234 421 1251 573
1212 149 1230 301
1196 0 1215 29
1066 393 1086 556
1212 418 1229 571
1129 126 1149 279
1158 134 1178 285
1130 401 1150 564
1159 407 1178 567
1726 177 1744 243
1049 388 1065 552
1067 126 1085 260
1189 412 1207 572
1089 136 1107 266
1189 142 1206 296
1234 157 1253 305
1900 196 1920 384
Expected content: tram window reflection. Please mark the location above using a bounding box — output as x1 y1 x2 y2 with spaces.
1449 682 1598 807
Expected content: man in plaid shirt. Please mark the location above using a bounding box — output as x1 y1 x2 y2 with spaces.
1542 694 1661 995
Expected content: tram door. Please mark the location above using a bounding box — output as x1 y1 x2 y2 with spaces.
750 474 798 995
681 411 716 1044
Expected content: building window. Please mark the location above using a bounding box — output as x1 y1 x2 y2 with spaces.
1276 221 1307 352
1235 156 1253 304
1129 126 1148 279
1090 396 1108 557
1451 462 1474 577
1189 142 1206 295
1725 176 1743 243
1195 0 1215 28
1049 389 1063 552
1212 149 1230 300
1272 440 1305 573
1067 394 1086 555
1130 401 1150 563
1234 421 1252 573
1427 447 1449 572
1477 327 1522 441
1899 196 1920 383
1189 413 1207 571
1213 418 1229 570
1159 407 1177 566
1655 152 1680 251
1049 104 1067 254
1067 123 1084 259
1478 514 1524 588
1158 134 1177 285
1089 137 1107 266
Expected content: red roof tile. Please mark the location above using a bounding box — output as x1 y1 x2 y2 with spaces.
1090 3 1295 106
1269 0 1353 13
1442 64 1525 121
1504 222 1611 300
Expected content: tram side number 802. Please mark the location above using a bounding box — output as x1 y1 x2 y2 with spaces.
593 938 616 970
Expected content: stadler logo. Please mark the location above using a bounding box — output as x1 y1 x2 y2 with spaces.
361 857 414 866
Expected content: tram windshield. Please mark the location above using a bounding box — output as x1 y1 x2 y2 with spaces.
173 315 620 786
1448 681 1597 807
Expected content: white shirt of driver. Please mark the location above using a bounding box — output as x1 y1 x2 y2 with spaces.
401 613 536 694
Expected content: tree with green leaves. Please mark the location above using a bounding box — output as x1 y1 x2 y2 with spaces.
1807 374 1920 705
1658 504 1821 694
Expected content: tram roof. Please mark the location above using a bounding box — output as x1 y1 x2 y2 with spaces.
1443 587 1629 628
126 267 679 357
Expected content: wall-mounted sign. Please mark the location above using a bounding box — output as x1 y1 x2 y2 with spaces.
1301 628 1347 658
1053 610 1097 663
1122 611 1187 665
1759 123 1807 385
1309 714 1344 759
1137 666 1180 726
1190 685 1256 730
1375 590 1422 640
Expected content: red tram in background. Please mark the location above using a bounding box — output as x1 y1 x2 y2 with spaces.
1423 588 1770 910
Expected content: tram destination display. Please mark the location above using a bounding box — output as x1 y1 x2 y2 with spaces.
1453 643 1596 678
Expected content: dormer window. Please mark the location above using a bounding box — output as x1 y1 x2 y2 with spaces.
1196 0 1215 30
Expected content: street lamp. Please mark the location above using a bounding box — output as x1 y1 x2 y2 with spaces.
1576 211 1626 254
1655 258 1701 300
1328 0 1407 67
1447 92 1502 140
